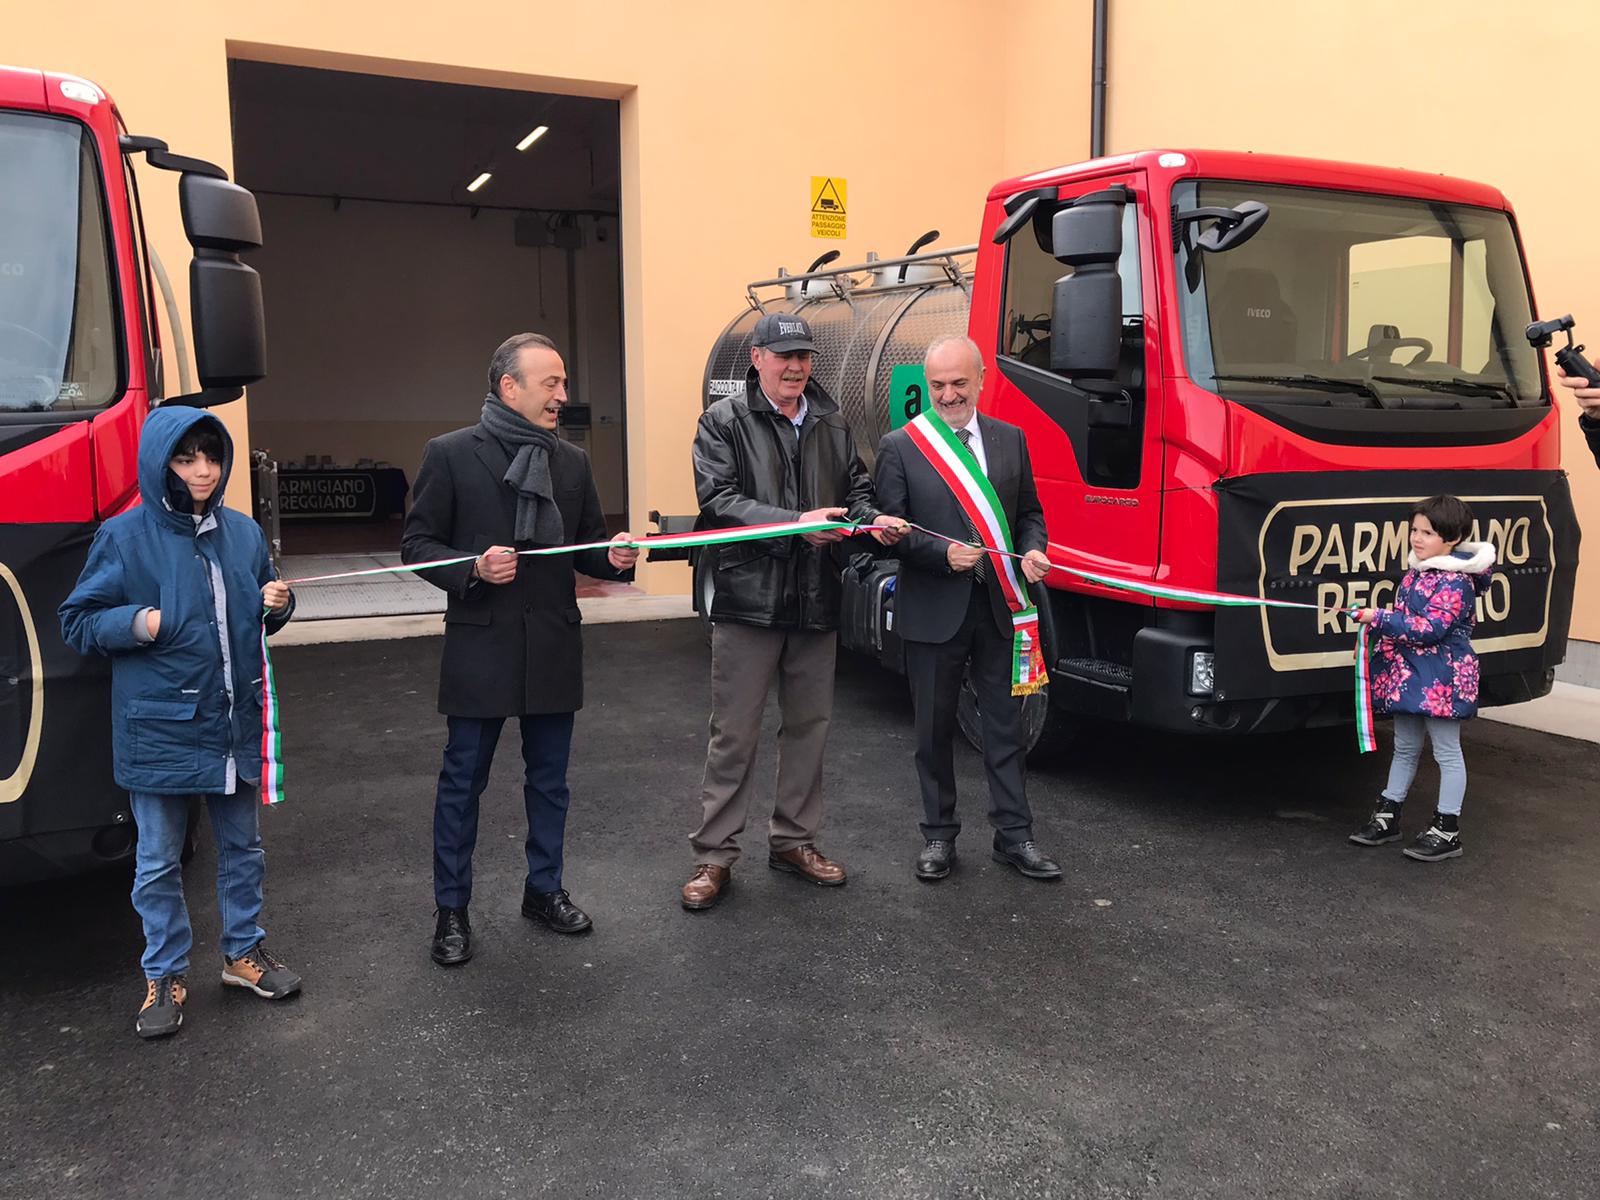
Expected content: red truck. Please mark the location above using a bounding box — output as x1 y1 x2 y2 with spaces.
693 150 1580 752
0 66 266 881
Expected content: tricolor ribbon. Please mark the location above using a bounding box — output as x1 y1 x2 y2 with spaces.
257 516 891 804
256 514 1382 807
899 524 1379 753
260 611 286 805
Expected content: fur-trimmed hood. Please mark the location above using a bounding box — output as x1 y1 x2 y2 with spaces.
1409 541 1495 574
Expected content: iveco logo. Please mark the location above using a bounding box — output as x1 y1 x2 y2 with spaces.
1245 306 1272 319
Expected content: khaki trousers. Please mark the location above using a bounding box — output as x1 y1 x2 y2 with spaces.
690 622 838 868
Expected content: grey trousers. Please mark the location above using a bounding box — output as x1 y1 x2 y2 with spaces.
690 622 838 868
1383 713 1467 816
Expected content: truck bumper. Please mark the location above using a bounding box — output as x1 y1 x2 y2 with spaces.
1120 623 1555 734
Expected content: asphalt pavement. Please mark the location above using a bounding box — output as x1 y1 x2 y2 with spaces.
2 620 1596 1199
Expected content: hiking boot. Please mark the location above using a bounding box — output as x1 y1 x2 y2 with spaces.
136 975 187 1040
1404 812 1463 862
1350 798 1404 846
222 943 303 999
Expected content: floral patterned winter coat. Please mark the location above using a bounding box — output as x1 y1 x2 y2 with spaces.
1368 542 1496 720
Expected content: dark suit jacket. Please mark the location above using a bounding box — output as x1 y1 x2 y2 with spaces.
401 424 631 717
875 414 1047 644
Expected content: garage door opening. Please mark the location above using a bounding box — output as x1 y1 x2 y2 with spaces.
228 59 626 617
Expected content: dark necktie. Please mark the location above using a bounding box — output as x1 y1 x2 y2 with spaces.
954 428 987 583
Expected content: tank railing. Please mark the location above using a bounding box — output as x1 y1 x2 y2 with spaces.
743 244 978 310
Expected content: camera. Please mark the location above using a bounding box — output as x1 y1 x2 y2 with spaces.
1525 313 1600 386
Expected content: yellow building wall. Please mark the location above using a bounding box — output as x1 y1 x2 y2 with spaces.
8 0 1056 595
1106 0 1600 639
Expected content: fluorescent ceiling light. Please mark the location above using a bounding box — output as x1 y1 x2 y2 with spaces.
516 125 550 151
467 172 492 193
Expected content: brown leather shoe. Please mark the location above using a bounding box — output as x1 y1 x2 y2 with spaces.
681 864 731 911
768 844 847 887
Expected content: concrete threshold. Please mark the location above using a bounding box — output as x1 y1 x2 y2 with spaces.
272 592 695 647
1481 681 1600 746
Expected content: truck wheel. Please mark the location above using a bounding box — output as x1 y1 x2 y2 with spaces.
694 553 716 647
956 671 1073 762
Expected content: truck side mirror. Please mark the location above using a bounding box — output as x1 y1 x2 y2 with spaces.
180 174 266 389
1048 198 1123 378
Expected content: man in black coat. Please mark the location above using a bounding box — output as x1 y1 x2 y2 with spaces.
874 335 1062 884
403 332 638 966
680 313 904 911
1555 365 1600 468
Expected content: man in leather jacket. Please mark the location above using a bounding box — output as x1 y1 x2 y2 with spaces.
681 313 905 910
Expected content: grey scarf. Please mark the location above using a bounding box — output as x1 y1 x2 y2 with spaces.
479 393 565 545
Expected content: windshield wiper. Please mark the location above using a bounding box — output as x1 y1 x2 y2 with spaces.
1370 375 1517 404
1210 373 1383 403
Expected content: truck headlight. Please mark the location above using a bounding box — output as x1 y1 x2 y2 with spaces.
1188 651 1215 696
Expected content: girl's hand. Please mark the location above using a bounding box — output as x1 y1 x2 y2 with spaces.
262 580 291 613
1354 607 1378 626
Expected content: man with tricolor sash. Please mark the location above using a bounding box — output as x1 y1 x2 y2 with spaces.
682 312 905 910
874 336 1062 883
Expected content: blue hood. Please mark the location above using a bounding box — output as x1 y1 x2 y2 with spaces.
137 405 233 530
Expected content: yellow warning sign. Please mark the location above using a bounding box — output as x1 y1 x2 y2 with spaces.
810 176 847 240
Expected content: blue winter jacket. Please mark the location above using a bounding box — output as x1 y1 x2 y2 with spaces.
58 407 293 794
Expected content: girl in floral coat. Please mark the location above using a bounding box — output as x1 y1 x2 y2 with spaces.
1348 495 1496 862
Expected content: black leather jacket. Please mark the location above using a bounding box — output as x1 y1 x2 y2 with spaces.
692 368 881 631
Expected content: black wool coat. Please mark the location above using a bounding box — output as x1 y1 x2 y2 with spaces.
401 424 632 717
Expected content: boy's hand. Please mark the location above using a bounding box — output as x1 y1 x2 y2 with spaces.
262 580 291 612
145 609 161 639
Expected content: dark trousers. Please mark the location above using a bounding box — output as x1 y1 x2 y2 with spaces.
903 583 1033 846
433 713 575 908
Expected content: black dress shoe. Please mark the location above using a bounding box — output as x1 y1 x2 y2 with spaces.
915 839 956 881
521 888 593 934
431 907 473 966
992 838 1062 880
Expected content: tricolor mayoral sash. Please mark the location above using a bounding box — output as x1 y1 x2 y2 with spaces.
903 412 1048 696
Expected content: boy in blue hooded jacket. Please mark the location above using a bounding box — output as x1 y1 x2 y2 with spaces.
60 407 300 1039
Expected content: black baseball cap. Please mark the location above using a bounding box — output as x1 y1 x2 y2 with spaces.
751 313 817 354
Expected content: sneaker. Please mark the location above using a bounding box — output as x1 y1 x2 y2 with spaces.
1404 812 1463 862
136 975 187 1040
1349 798 1404 846
221 943 303 999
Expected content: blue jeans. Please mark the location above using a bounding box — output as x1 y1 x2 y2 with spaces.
130 787 266 979
433 713 575 909
1383 714 1467 816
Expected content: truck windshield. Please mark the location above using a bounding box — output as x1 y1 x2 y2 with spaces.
1174 180 1542 412
0 112 120 413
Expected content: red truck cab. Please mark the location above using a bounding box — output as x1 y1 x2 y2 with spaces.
0 66 265 881
974 149 1577 742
